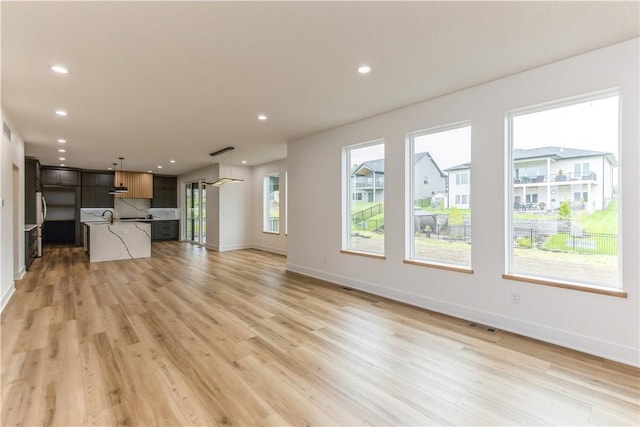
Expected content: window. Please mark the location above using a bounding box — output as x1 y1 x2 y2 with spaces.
343 140 385 255
456 173 469 185
507 94 620 289
408 124 471 269
185 180 206 244
263 173 280 233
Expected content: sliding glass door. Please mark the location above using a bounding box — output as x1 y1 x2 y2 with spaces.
185 181 206 244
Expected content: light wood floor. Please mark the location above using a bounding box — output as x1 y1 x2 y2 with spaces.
2 242 638 426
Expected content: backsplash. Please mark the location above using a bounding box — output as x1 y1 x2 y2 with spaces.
80 198 179 222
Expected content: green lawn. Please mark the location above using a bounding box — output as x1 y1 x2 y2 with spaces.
581 200 617 234
543 234 617 255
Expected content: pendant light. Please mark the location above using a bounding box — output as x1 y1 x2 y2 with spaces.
204 146 244 186
108 157 129 194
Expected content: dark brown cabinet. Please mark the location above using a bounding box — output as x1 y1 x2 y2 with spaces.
41 167 80 186
81 171 114 208
24 157 41 224
152 220 179 241
151 175 177 208
25 227 38 270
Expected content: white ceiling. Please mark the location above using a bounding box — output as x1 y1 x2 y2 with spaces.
2 1 638 175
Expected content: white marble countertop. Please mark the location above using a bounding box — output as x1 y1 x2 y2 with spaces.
87 221 151 263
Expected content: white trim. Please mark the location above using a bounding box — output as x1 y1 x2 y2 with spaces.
252 244 287 256
285 263 639 367
1 283 16 313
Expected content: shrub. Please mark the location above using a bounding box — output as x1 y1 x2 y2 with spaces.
517 237 532 247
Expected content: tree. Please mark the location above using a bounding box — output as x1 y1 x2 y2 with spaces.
558 200 571 220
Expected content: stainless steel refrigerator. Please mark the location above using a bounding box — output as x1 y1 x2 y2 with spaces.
35 191 46 256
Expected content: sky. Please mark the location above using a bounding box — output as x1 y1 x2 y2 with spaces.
513 95 619 157
349 95 619 169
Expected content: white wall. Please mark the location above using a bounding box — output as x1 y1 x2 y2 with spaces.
287 39 640 366
0 109 25 311
218 164 252 251
178 163 252 252
252 159 288 255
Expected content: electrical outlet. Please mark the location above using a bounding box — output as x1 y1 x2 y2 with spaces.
511 292 520 304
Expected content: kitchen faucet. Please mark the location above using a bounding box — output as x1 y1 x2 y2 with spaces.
101 209 114 223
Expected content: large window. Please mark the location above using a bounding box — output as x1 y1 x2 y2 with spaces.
263 173 280 233
343 140 385 255
507 94 620 289
408 124 471 269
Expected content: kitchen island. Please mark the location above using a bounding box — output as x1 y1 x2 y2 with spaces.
85 221 151 263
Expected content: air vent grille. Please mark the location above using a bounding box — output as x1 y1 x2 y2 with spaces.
2 121 11 141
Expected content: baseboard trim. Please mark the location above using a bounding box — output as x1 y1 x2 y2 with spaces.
285 263 639 367
0 283 16 313
252 244 287 256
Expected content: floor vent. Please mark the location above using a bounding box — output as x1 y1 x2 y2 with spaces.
469 322 498 334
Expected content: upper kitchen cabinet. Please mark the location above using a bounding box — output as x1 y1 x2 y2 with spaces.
114 171 153 199
41 166 80 186
81 171 114 208
151 175 178 208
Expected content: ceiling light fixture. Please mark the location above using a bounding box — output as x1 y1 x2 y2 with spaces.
108 158 129 194
55 110 68 116
157 165 163 169
58 148 66 153
358 65 371 74
50 65 70 74
205 146 244 187
58 157 66 161
257 114 267 121
170 160 176 163
57 138 66 143
241 160 247 164
60 163 66 167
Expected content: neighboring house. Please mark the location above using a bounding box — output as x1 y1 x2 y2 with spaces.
352 159 385 203
352 153 448 204
444 163 471 209
446 147 617 212
413 152 449 205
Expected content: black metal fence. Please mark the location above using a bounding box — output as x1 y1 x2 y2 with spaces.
513 227 617 255
352 203 384 224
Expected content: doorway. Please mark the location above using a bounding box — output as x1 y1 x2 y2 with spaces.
185 180 206 244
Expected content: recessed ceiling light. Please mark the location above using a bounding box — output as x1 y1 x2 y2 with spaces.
57 138 66 143
257 114 267 121
60 163 66 167
59 157 66 161
358 65 371 74
50 65 70 74
55 110 68 116
241 160 247 164
170 160 176 163
157 165 163 169
58 148 66 153
147 170 153 173
107 167 113 170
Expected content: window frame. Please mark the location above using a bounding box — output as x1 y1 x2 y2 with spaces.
263 173 280 234
504 90 624 295
342 139 386 257
405 121 473 272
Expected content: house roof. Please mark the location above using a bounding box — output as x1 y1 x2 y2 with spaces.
444 147 618 171
444 162 472 172
353 152 448 175
514 146 615 162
